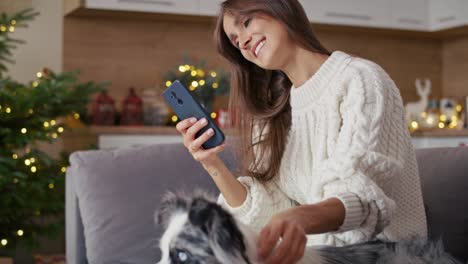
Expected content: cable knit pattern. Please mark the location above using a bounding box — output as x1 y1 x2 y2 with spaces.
217 51 427 246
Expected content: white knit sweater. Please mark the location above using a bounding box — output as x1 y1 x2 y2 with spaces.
217 50 428 246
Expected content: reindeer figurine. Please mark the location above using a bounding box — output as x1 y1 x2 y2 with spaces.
405 78 431 124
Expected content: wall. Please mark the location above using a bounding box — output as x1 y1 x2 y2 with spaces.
64 13 446 109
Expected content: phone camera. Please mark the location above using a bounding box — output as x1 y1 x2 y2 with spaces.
177 99 183 105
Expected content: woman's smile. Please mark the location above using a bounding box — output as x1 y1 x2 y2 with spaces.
253 38 266 58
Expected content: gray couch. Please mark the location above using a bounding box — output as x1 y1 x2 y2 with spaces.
66 143 468 264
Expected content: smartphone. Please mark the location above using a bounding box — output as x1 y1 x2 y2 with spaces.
162 80 225 149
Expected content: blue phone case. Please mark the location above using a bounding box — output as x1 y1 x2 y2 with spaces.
162 80 225 149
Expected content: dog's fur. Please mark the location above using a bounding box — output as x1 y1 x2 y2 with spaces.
155 191 461 264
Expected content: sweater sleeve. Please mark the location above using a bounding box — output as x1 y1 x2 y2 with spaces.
217 176 295 232
314 62 405 242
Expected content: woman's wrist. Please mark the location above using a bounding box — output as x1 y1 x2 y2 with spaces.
292 197 346 234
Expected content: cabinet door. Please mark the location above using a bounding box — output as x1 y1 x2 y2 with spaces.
390 0 428 31
429 0 464 31
299 0 391 28
199 0 223 16
85 0 199 15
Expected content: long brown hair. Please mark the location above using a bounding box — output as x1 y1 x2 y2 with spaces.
215 0 330 182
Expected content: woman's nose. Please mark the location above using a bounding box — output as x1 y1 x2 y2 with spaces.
239 35 252 50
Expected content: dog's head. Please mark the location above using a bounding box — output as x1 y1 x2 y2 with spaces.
156 192 256 264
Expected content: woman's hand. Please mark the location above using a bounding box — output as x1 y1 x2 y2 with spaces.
176 117 225 164
257 208 307 264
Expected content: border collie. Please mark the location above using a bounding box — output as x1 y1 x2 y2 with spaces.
156 191 461 264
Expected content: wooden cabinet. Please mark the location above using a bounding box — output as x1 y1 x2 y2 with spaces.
198 0 223 16
300 0 391 29
85 0 199 15
389 0 428 31
429 0 465 30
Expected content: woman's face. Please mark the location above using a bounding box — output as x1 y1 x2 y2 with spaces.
223 12 295 70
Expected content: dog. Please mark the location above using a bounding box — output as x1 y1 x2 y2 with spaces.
155 191 461 264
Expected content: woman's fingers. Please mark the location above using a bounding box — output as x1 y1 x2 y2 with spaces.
176 117 197 133
264 224 295 264
186 118 208 140
258 222 284 260
190 128 214 151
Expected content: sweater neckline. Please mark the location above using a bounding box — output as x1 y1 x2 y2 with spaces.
289 50 351 109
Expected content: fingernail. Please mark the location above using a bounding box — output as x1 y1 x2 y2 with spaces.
190 118 197 123
207 128 214 135
201 118 207 125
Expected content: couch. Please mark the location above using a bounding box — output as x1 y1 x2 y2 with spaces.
66 143 468 263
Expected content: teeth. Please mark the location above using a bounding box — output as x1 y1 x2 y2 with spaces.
255 40 265 57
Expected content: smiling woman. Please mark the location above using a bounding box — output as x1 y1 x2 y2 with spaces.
171 1 429 264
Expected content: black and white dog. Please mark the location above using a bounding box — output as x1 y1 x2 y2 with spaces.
156 191 461 264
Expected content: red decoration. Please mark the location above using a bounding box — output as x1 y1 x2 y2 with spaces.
121 87 143 126
92 90 116 125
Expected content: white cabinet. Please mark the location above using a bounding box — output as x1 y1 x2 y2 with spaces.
300 0 391 28
85 0 199 15
389 0 428 31
199 0 223 16
429 0 465 31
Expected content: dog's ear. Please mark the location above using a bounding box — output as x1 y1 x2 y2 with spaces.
188 197 248 257
156 191 190 228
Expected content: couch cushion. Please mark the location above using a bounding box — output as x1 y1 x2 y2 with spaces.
416 147 468 262
68 142 237 264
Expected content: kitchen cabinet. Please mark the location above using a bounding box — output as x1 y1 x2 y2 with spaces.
429 0 465 31
299 0 391 29
389 0 428 31
199 0 223 16
85 0 199 15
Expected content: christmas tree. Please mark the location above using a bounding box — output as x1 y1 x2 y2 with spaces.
0 9 103 255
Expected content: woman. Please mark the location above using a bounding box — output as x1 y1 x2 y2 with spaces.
175 0 427 263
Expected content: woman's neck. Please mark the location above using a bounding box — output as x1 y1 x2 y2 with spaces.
282 47 329 88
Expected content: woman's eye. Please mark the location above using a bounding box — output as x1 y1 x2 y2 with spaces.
243 18 251 27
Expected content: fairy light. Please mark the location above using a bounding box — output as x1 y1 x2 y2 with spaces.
43 121 50 128
191 81 199 88
58 127 64 133
21 128 27 134
28 109 34 114
199 80 205 86
51 133 58 139
210 112 217 119
210 71 217 78
197 69 205 77
32 81 39 87
0 25 6 32
30 158 35 163
48 183 54 189
73 113 80 119
12 153 18 159
6 107 11 113
212 82 219 89
24 159 31 166
184 65 190 71
166 81 172 87
420 112 428 118
8 26 14 32
36 71 43 78
171 115 178 122
456 104 463 112
50 119 56 126
411 121 419 130
1 239 7 246
11 20 16 25
61 167 67 173
440 114 447 122
178 65 186 72
439 122 445 128
17 230 24 236
31 166 37 173
189 85 196 91
191 70 197 77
